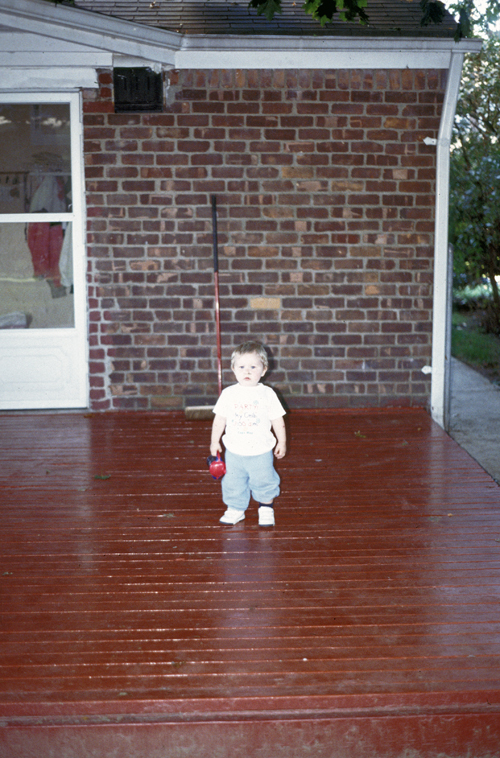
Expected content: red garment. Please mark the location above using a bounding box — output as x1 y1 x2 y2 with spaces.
27 222 63 287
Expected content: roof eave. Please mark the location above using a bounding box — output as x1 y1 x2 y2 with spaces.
0 0 482 70
176 35 481 69
0 0 181 65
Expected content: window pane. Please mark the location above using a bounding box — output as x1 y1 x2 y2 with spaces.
0 103 72 214
0 222 74 329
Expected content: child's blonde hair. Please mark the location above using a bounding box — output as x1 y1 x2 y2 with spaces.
231 340 269 370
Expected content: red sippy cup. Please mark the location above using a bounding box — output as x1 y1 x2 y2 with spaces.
207 452 226 480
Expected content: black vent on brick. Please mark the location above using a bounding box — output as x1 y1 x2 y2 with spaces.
113 68 163 113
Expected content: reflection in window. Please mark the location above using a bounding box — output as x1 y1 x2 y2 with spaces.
0 103 71 214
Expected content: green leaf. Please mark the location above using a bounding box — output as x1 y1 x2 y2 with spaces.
248 0 283 21
454 7 472 39
420 0 447 27
303 0 368 25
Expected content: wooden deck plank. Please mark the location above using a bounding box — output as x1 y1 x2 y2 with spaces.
1 409 500 757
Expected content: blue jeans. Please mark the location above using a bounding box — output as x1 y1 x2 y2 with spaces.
222 449 280 511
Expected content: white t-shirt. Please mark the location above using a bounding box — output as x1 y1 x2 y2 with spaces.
213 383 286 456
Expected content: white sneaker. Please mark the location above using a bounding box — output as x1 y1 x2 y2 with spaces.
219 508 245 525
258 506 275 527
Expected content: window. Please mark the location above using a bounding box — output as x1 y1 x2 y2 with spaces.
0 100 74 329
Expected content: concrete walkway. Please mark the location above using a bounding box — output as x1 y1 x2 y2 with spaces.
449 357 500 484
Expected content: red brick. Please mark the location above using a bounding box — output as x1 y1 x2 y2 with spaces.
84 65 443 410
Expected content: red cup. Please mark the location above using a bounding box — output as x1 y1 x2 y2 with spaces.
208 453 226 480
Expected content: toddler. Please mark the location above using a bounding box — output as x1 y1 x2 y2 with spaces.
210 340 286 526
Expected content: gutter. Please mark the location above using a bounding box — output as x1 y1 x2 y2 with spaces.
174 36 479 69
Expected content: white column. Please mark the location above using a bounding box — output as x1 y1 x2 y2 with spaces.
431 51 465 429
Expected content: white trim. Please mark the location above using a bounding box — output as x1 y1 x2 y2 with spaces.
174 35 480 70
0 30 113 67
0 52 110 67
113 55 165 72
0 69 99 91
176 34 482 55
174 49 454 70
430 51 465 429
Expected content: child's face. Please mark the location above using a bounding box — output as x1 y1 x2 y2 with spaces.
232 351 267 387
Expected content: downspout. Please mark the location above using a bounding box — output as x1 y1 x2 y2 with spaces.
430 51 465 429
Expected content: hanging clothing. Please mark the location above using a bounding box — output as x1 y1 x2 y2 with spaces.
26 176 67 289
29 175 67 214
59 223 73 288
27 223 64 287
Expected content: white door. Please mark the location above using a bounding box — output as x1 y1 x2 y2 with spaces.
0 93 88 409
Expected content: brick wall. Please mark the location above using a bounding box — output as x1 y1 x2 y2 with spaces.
83 67 446 411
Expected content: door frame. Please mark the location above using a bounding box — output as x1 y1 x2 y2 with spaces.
0 91 88 410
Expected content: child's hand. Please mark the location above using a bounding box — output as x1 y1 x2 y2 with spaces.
271 417 286 459
274 443 286 459
210 415 226 459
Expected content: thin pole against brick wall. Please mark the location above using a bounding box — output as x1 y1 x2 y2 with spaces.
212 194 223 396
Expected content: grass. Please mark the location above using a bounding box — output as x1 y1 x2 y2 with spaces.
452 310 500 384
452 280 493 309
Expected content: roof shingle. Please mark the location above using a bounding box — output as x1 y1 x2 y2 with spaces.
71 0 458 38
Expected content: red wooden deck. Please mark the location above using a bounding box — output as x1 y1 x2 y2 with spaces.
1 408 500 758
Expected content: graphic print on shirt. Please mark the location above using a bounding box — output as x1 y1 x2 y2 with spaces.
232 399 261 435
